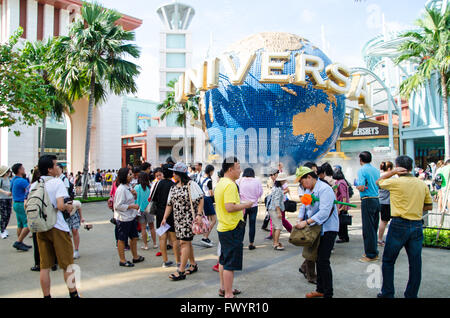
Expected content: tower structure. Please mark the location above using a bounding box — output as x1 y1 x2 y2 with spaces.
157 1 195 102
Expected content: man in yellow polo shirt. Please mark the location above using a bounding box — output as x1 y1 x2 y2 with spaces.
376 155 433 298
215 157 253 298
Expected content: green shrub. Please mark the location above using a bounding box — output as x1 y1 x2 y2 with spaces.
78 197 109 203
423 227 450 248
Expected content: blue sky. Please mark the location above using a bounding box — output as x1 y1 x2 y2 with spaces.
97 0 428 101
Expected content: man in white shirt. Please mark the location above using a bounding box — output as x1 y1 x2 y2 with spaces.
33 155 80 298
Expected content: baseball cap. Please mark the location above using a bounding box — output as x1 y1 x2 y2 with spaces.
295 166 313 182
169 162 188 174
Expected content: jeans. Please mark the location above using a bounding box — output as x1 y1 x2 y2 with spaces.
244 206 258 244
316 231 338 298
361 198 380 259
381 218 423 298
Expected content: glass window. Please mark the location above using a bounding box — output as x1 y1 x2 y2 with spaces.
166 34 185 49
166 72 183 86
166 53 185 68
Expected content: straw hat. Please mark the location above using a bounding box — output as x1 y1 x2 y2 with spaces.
295 166 313 182
275 172 288 182
0 166 10 178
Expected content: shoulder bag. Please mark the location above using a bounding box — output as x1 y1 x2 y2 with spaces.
145 181 160 215
188 181 210 235
289 206 335 247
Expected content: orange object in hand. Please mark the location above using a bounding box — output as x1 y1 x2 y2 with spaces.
301 194 313 206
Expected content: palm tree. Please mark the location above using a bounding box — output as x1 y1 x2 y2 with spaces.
157 80 199 164
50 1 140 199
396 6 450 159
22 40 73 156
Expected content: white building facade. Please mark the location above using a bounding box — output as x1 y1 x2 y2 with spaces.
0 0 142 173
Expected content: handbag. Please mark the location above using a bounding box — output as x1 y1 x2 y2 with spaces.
188 181 210 235
289 206 335 247
339 213 353 226
284 200 297 212
289 224 322 247
145 181 160 216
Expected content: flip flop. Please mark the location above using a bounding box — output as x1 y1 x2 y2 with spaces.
119 261 134 267
218 289 241 297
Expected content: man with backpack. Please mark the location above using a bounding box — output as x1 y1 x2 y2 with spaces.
29 155 80 298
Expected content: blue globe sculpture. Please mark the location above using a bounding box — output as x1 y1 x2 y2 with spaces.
204 32 346 172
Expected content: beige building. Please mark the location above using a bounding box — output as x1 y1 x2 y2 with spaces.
0 0 142 173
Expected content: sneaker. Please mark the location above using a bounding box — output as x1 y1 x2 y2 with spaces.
124 246 130 251
13 241 29 251
377 240 385 247
265 235 273 240
167 244 173 250
212 263 219 272
156 251 162 257
153 244 158 249
0 231 7 239
162 261 174 268
201 238 213 247
22 243 32 249
30 265 40 272
73 250 80 259
359 256 379 263
4 229 9 237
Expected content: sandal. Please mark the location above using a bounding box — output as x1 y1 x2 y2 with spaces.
119 261 135 267
218 289 241 297
132 256 145 263
186 263 198 275
273 244 285 251
169 270 186 281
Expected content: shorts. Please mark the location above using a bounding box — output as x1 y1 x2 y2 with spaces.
380 204 391 222
67 211 81 230
138 212 155 224
37 228 74 270
116 219 139 242
268 209 283 230
204 196 216 216
218 221 245 271
13 202 27 228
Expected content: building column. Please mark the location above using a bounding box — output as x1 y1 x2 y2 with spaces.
42 3 53 40
26 0 37 41
405 139 415 167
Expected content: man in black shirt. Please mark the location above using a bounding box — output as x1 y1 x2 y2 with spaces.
152 164 180 268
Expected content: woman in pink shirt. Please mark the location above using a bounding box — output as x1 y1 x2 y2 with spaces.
237 168 263 250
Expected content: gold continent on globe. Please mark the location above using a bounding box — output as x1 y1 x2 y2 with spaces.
292 103 335 146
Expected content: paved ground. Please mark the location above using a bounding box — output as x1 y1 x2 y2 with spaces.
1 193 449 298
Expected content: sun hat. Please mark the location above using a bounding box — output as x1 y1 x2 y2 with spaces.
275 172 288 182
0 166 10 178
269 167 279 175
169 162 188 174
295 166 313 182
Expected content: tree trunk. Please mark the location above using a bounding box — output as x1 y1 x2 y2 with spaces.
40 115 47 156
184 112 189 164
82 72 96 199
441 71 449 161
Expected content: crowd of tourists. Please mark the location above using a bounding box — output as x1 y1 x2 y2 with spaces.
0 150 441 298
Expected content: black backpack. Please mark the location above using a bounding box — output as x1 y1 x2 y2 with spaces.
345 179 354 198
63 176 75 200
